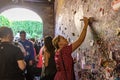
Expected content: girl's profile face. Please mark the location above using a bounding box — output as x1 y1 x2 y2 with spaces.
58 36 68 49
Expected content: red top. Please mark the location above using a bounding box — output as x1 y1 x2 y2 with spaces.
36 47 43 68
54 44 74 80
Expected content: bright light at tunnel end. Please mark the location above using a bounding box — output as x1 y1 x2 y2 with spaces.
1 8 42 22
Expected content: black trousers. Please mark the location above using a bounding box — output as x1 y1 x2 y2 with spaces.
25 65 34 80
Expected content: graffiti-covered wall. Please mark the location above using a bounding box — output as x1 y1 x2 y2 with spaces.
54 0 120 79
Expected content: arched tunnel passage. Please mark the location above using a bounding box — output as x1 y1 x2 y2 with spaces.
0 8 43 40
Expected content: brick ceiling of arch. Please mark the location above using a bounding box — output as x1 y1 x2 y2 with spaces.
21 0 54 3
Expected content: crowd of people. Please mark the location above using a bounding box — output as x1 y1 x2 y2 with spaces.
0 17 89 80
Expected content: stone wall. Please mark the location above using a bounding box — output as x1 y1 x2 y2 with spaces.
54 0 120 79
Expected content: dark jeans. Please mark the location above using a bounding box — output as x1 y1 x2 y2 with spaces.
40 73 56 80
25 65 34 80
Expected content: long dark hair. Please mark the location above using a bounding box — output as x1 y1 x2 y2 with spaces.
44 36 57 78
44 36 55 54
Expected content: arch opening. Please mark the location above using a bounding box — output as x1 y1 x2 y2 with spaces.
0 8 43 40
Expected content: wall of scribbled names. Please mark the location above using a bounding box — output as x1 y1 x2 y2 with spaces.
54 0 120 79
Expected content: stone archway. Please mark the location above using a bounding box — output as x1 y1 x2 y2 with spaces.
0 8 43 39
0 1 55 37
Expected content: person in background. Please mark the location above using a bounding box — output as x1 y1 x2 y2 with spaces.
19 31 35 80
34 40 41 55
0 26 26 80
52 17 89 80
29 38 37 58
30 38 41 55
35 46 44 80
41 36 56 80
29 38 42 80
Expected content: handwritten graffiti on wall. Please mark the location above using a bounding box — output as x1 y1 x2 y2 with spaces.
111 0 120 11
